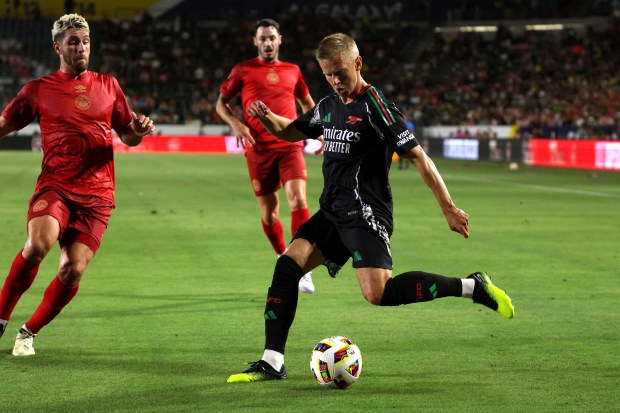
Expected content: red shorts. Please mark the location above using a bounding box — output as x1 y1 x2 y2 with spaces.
245 146 307 196
27 189 112 254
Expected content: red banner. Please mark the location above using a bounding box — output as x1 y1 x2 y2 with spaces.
112 135 245 154
529 139 620 171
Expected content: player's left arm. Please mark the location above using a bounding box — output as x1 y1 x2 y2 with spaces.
402 146 469 238
247 100 307 142
296 94 324 153
297 94 315 114
120 112 155 147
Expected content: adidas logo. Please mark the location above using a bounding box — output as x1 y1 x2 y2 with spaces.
322 113 331 123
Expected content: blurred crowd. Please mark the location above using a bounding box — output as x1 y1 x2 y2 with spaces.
0 3 618 139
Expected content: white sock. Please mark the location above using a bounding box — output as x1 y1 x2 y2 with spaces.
262 349 284 371
461 278 475 299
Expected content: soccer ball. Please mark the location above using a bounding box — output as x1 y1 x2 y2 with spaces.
310 336 362 389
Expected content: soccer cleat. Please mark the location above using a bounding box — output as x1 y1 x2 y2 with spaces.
227 360 287 383
323 260 342 278
13 325 36 356
0 319 7 339
468 272 515 319
299 272 315 294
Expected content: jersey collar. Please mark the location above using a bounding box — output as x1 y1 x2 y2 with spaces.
345 83 372 103
54 69 91 80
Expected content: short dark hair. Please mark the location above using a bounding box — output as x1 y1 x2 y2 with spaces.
254 18 280 35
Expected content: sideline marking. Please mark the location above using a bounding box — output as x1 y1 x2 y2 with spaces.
443 174 620 199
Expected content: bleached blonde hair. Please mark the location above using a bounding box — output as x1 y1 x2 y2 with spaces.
51 13 89 42
316 33 359 63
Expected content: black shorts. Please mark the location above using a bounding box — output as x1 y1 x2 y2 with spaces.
294 209 393 274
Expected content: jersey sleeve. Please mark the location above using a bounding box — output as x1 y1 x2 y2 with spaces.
219 64 242 99
367 87 418 155
1 80 40 130
292 103 323 139
109 76 133 134
293 66 310 100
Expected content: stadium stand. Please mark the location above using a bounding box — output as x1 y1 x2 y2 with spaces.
0 1 618 139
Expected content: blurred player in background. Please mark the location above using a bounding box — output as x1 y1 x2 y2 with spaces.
216 18 318 293
0 13 154 356
228 33 514 382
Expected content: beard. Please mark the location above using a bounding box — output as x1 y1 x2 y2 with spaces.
62 50 89 74
259 46 278 63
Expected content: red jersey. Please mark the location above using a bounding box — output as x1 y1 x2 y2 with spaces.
220 57 309 150
2 70 133 207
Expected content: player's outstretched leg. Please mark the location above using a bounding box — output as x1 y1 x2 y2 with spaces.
468 272 514 318
12 325 36 356
227 360 287 382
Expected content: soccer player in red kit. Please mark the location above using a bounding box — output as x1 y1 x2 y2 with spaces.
0 13 155 356
216 18 318 293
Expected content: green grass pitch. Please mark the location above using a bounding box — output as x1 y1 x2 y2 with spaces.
0 151 618 412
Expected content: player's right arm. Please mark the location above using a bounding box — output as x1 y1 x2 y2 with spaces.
216 93 256 147
0 116 16 140
247 100 307 142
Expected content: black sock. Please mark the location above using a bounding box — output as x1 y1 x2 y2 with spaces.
380 271 462 306
264 255 303 354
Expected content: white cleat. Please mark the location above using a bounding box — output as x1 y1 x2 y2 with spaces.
13 325 36 356
299 272 315 294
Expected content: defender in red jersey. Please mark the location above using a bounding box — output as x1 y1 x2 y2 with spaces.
0 14 155 356
216 18 320 293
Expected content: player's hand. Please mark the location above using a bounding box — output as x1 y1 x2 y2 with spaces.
444 206 469 239
234 123 255 148
314 135 325 155
130 112 155 136
247 100 271 119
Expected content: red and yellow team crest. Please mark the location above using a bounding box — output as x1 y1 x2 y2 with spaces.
75 95 91 110
266 69 279 84
252 179 262 192
32 199 48 213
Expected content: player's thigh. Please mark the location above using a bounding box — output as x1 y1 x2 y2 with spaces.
61 206 111 255
337 224 393 270
279 147 307 185
293 210 351 269
25 190 71 256
245 149 280 195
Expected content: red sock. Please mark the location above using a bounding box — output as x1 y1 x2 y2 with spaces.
0 250 40 320
25 276 79 334
262 220 287 255
291 208 310 236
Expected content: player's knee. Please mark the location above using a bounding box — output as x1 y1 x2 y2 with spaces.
262 211 280 226
58 259 87 285
288 194 307 211
361 286 385 306
22 239 53 262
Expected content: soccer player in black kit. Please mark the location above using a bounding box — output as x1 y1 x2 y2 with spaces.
228 33 514 383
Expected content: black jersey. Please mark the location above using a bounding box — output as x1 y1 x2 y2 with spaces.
293 85 419 231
